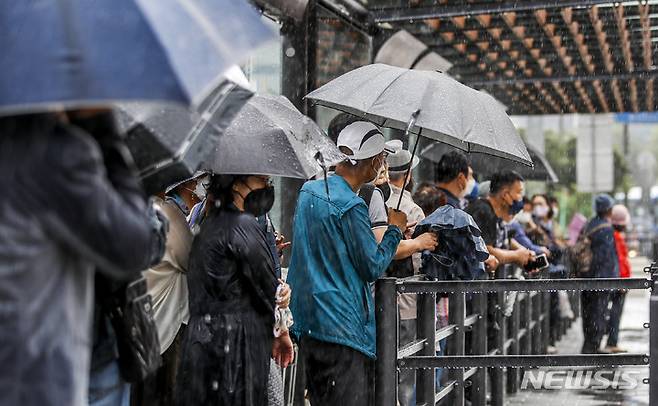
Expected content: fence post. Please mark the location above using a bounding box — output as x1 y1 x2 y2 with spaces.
448 292 465 406
416 287 436 405
531 292 541 355
541 292 550 353
650 268 658 405
491 267 507 406
507 288 520 394
470 292 487 406
375 278 398 406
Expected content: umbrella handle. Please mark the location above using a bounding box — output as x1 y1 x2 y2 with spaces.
396 110 421 210
315 151 330 201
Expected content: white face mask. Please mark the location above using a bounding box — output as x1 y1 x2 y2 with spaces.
533 205 549 218
515 211 532 224
193 176 210 200
552 207 559 218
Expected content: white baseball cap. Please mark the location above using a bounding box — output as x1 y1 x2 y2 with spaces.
337 121 393 163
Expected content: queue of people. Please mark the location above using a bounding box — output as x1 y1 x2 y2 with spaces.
0 110 636 406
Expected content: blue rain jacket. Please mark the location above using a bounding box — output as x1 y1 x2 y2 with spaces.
586 216 619 278
288 175 403 358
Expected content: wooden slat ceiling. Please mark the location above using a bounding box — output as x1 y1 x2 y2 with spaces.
369 0 658 114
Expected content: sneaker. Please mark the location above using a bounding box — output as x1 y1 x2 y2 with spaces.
547 345 557 354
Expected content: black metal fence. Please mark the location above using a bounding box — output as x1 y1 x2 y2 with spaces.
374 264 658 406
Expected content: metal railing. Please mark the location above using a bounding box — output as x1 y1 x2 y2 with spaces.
374 263 658 406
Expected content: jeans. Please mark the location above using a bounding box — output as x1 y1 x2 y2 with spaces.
89 360 131 406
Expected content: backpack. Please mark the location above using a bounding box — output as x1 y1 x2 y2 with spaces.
568 222 612 276
97 274 162 382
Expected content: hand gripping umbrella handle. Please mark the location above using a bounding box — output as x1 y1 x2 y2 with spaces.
396 109 421 211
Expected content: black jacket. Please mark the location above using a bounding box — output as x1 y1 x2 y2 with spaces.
0 113 165 406
176 206 278 406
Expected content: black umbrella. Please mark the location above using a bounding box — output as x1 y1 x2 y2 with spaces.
421 141 559 183
202 94 345 179
117 75 253 194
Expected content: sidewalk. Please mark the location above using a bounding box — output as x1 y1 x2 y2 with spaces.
506 257 651 405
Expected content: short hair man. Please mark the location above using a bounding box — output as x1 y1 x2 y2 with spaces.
466 170 535 268
435 151 474 209
288 121 407 405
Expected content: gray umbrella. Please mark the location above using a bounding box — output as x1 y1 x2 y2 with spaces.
117 76 253 194
202 94 345 179
305 63 532 166
421 141 559 183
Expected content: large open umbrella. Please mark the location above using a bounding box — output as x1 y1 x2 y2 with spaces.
305 64 532 166
421 141 559 183
202 94 345 179
116 69 253 194
0 0 274 114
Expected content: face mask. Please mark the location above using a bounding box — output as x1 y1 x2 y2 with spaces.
193 176 210 201
509 199 524 215
242 183 275 217
515 211 532 224
378 182 392 202
464 178 476 196
533 205 549 218
552 207 559 218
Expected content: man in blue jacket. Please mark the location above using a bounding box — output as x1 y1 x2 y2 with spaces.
581 194 619 353
288 121 407 405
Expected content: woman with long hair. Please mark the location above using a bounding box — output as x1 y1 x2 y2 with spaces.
175 174 294 406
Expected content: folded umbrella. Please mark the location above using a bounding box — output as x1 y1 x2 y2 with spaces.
421 141 558 183
116 69 253 194
0 0 274 114
202 94 345 179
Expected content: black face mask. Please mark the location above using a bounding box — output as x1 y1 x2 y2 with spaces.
377 182 392 202
243 185 275 217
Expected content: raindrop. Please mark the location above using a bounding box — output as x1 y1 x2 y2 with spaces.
204 314 211 324
224 343 230 354
285 47 296 58
211 380 219 391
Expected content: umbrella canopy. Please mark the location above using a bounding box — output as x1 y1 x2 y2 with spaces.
421 141 559 183
202 94 345 179
117 74 253 194
305 63 532 166
0 0 274 114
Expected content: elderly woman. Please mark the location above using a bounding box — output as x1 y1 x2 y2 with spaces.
175 174 293 406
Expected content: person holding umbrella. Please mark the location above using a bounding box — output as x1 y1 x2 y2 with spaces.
175 173 294 406
288 122 408 405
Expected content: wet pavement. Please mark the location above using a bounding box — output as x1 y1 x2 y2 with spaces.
506 257 651 405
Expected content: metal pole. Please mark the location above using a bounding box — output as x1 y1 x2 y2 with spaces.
650 271 658 404
448 292 466 406
470 292 488 406
375 278 398 406
542 292 551 353
491 267 507 406
416 289 436 405
623 123 630 207
532 292 542 355
507 288 520 394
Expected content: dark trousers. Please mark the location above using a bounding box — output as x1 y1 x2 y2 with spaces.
581 291 610 353
131 325 185 406
606 291 627 347
299 336 374 406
